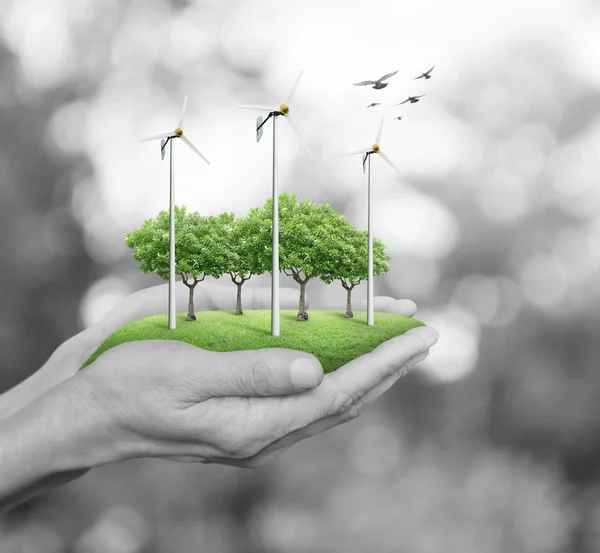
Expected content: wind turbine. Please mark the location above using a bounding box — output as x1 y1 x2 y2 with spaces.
343 115 399 327
237 70 312 337
140 95 210 330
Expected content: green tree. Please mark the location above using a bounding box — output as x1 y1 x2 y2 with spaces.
319 216 361 317
321 226 391 317
252 193 344 320
212 212 267 315
124 206 223 321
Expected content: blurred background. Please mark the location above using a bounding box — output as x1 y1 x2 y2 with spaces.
1 0 600 551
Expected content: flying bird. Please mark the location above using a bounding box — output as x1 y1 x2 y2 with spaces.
396 93 427 105
366 103 381 108
354 70 399 90
415 66 435 80
393 116 403 120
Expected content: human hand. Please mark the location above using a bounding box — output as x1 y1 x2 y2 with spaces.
60 305 437 469
0 281 418 419
0 284 434 510
0 281 310 419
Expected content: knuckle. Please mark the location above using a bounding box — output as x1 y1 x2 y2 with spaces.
345 400 367 421
242 358 273 395
324 387 363 417
199 399 269 462
336 392 355 414
219 435 251 459
219 430 265 461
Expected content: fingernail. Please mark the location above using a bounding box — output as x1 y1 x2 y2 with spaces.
406 326 439 349
290 358 320 389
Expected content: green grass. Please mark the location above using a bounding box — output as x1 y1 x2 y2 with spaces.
81 310 424 374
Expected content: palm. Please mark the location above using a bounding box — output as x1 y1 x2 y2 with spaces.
201 297 423 468
150 294 422 467
39 281 418 402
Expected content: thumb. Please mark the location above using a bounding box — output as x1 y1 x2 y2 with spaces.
193 348 324 397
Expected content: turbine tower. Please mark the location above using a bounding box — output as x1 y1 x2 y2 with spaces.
140 95 210 330
343 115 399 326
237 71 312 336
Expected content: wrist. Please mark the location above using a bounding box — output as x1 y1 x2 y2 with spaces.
0 375 122 503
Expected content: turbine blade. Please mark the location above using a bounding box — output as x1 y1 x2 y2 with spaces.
140 131 174 143
342 147 371 158
181 135 210 165
287 70 304 105
161 138 166 160
178 95 188 128
285 114 312 156
256 116 264 143
236 104 277 112
375 115 385 144
377 151 400 173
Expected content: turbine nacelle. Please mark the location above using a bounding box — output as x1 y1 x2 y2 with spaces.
342 116 399 174
140 95 210 165
236 71 311 155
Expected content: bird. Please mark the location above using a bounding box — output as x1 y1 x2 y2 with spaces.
396 93 427 105
393 116 403 120
415 66 435 80
366 103 381 108
354 70 399 90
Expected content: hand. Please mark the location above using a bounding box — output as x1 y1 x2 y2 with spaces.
0 281 435 511
0 281 418 419
68 312 436 469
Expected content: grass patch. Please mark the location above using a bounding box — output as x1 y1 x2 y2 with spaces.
81 310 424 374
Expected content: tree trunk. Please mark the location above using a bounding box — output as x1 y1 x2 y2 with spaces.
297 279 309 321
235 282 243 315
187 283 197 321
345 285 354 318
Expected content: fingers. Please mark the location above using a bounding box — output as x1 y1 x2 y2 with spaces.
188 348 324 398
357 348 431 407
233 341 435 468
93 282 303 337
381 299 417 317
241 326 438 450
238 352 429 469
248 286 303 310
194 282 301 311
94 282 412 345
325 325 438 406
354 296 418 317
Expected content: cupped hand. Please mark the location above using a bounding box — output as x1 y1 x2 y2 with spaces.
71 305 437 468
0 281 435 512
12 281 418 410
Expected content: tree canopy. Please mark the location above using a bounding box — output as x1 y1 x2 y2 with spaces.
211 210 267 314
320 228 391 288
249 193 352 318
124 206 226 319
125 195 391 319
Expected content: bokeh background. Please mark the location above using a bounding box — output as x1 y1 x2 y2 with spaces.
2 0 600 551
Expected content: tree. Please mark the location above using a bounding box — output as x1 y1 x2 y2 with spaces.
321 225 390 317
252 193 345 320
212 211 267 315
124 206 223 321
319 216 360 317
